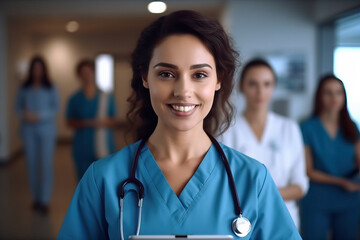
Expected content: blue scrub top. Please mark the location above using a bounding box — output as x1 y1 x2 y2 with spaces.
16 86 59 125
300 117 360 210
66 90 116 163
58 141 300 239
15 86 59 137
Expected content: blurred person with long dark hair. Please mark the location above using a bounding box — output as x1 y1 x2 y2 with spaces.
66 59 117 180
221 58 309 229
15 55 60 214
300 74 360 240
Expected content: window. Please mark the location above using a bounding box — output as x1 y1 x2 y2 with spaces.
334 12 360 128
95 54 114 93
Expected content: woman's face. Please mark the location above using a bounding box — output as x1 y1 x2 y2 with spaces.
320 79 345 114
144 34 220 133
241 66 275 111
78 65 95 86
32 61 44 82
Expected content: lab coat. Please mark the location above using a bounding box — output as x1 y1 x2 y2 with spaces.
221 112 308 228
58 141 301 239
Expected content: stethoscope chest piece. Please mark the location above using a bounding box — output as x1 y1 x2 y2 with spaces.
232 215 251 237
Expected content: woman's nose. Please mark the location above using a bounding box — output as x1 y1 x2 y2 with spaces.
173 76 192 99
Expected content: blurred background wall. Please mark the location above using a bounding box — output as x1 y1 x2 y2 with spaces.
0 0 359 163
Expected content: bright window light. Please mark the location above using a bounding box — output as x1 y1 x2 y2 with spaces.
147 1 167 14
95 54 114 93
334 47 360 128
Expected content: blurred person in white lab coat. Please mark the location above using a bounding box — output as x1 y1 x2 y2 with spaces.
221 58 308 228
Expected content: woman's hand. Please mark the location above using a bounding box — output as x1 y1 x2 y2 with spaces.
24 110 39 123
340 179 360 192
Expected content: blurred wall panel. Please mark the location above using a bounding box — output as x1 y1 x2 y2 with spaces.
0 12 8 162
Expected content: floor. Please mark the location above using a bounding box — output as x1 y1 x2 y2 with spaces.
0 143 77 240
0 130 128 240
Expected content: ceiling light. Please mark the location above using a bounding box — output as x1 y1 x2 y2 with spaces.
66 21 79 33
147 1 167 14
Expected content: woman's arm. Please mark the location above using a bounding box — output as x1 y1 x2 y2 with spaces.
278 185 303 201
279 122 309 201
305 146 360 192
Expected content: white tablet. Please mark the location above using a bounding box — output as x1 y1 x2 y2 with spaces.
129 235 233 240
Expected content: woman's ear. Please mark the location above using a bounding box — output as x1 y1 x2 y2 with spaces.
142 75 149 89
215 79 221 91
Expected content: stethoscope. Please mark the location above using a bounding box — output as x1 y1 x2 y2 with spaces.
119 134 251 239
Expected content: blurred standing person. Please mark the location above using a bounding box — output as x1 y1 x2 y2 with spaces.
15 55 59 214
66 59 117 180
300 74 360 240
221 59 309 228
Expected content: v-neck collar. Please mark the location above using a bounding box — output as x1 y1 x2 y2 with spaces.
241 112 271 145
316 117 339 141
138 144 219 223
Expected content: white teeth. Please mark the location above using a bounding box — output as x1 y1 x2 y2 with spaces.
171 105 196 112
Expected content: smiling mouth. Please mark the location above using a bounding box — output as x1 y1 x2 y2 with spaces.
170 104 197 112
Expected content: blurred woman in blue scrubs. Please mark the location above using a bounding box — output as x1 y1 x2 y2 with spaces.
58 11 301 239
300 74 360 240
66 59 117 180
15 56 59 214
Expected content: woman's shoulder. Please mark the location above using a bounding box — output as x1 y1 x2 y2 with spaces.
91 141 142 181
300 116 318 130
269 112 302 137
269 112 298 128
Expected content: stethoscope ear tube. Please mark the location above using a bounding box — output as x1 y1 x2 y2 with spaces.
207 134 242 216
119 177 145 199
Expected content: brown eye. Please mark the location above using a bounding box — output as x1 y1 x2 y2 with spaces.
158 71 175 79
193 72 207 79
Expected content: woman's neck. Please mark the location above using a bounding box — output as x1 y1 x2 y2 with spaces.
82 82 97 99
243 107 268 126
319 111 339 125
243 107 268 141
147 125 211 165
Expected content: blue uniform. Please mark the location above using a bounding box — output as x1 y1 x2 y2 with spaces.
66 91 116 179
58 141 300 239
15 86 59 205
300 117 360 240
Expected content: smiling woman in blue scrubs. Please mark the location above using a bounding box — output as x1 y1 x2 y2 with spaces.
58 10 300 240
300 74 360 240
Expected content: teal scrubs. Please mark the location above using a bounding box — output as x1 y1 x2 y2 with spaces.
58 142 300 239
15 86 59 205
66 91 116 180
300 117 360 240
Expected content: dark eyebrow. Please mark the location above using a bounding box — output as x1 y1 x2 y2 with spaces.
153 62 178 69
153 62 213 70
190 64 213 70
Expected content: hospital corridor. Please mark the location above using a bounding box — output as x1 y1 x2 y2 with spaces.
1 0 360 239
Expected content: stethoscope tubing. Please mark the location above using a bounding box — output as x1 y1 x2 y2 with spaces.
119 134 248 239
